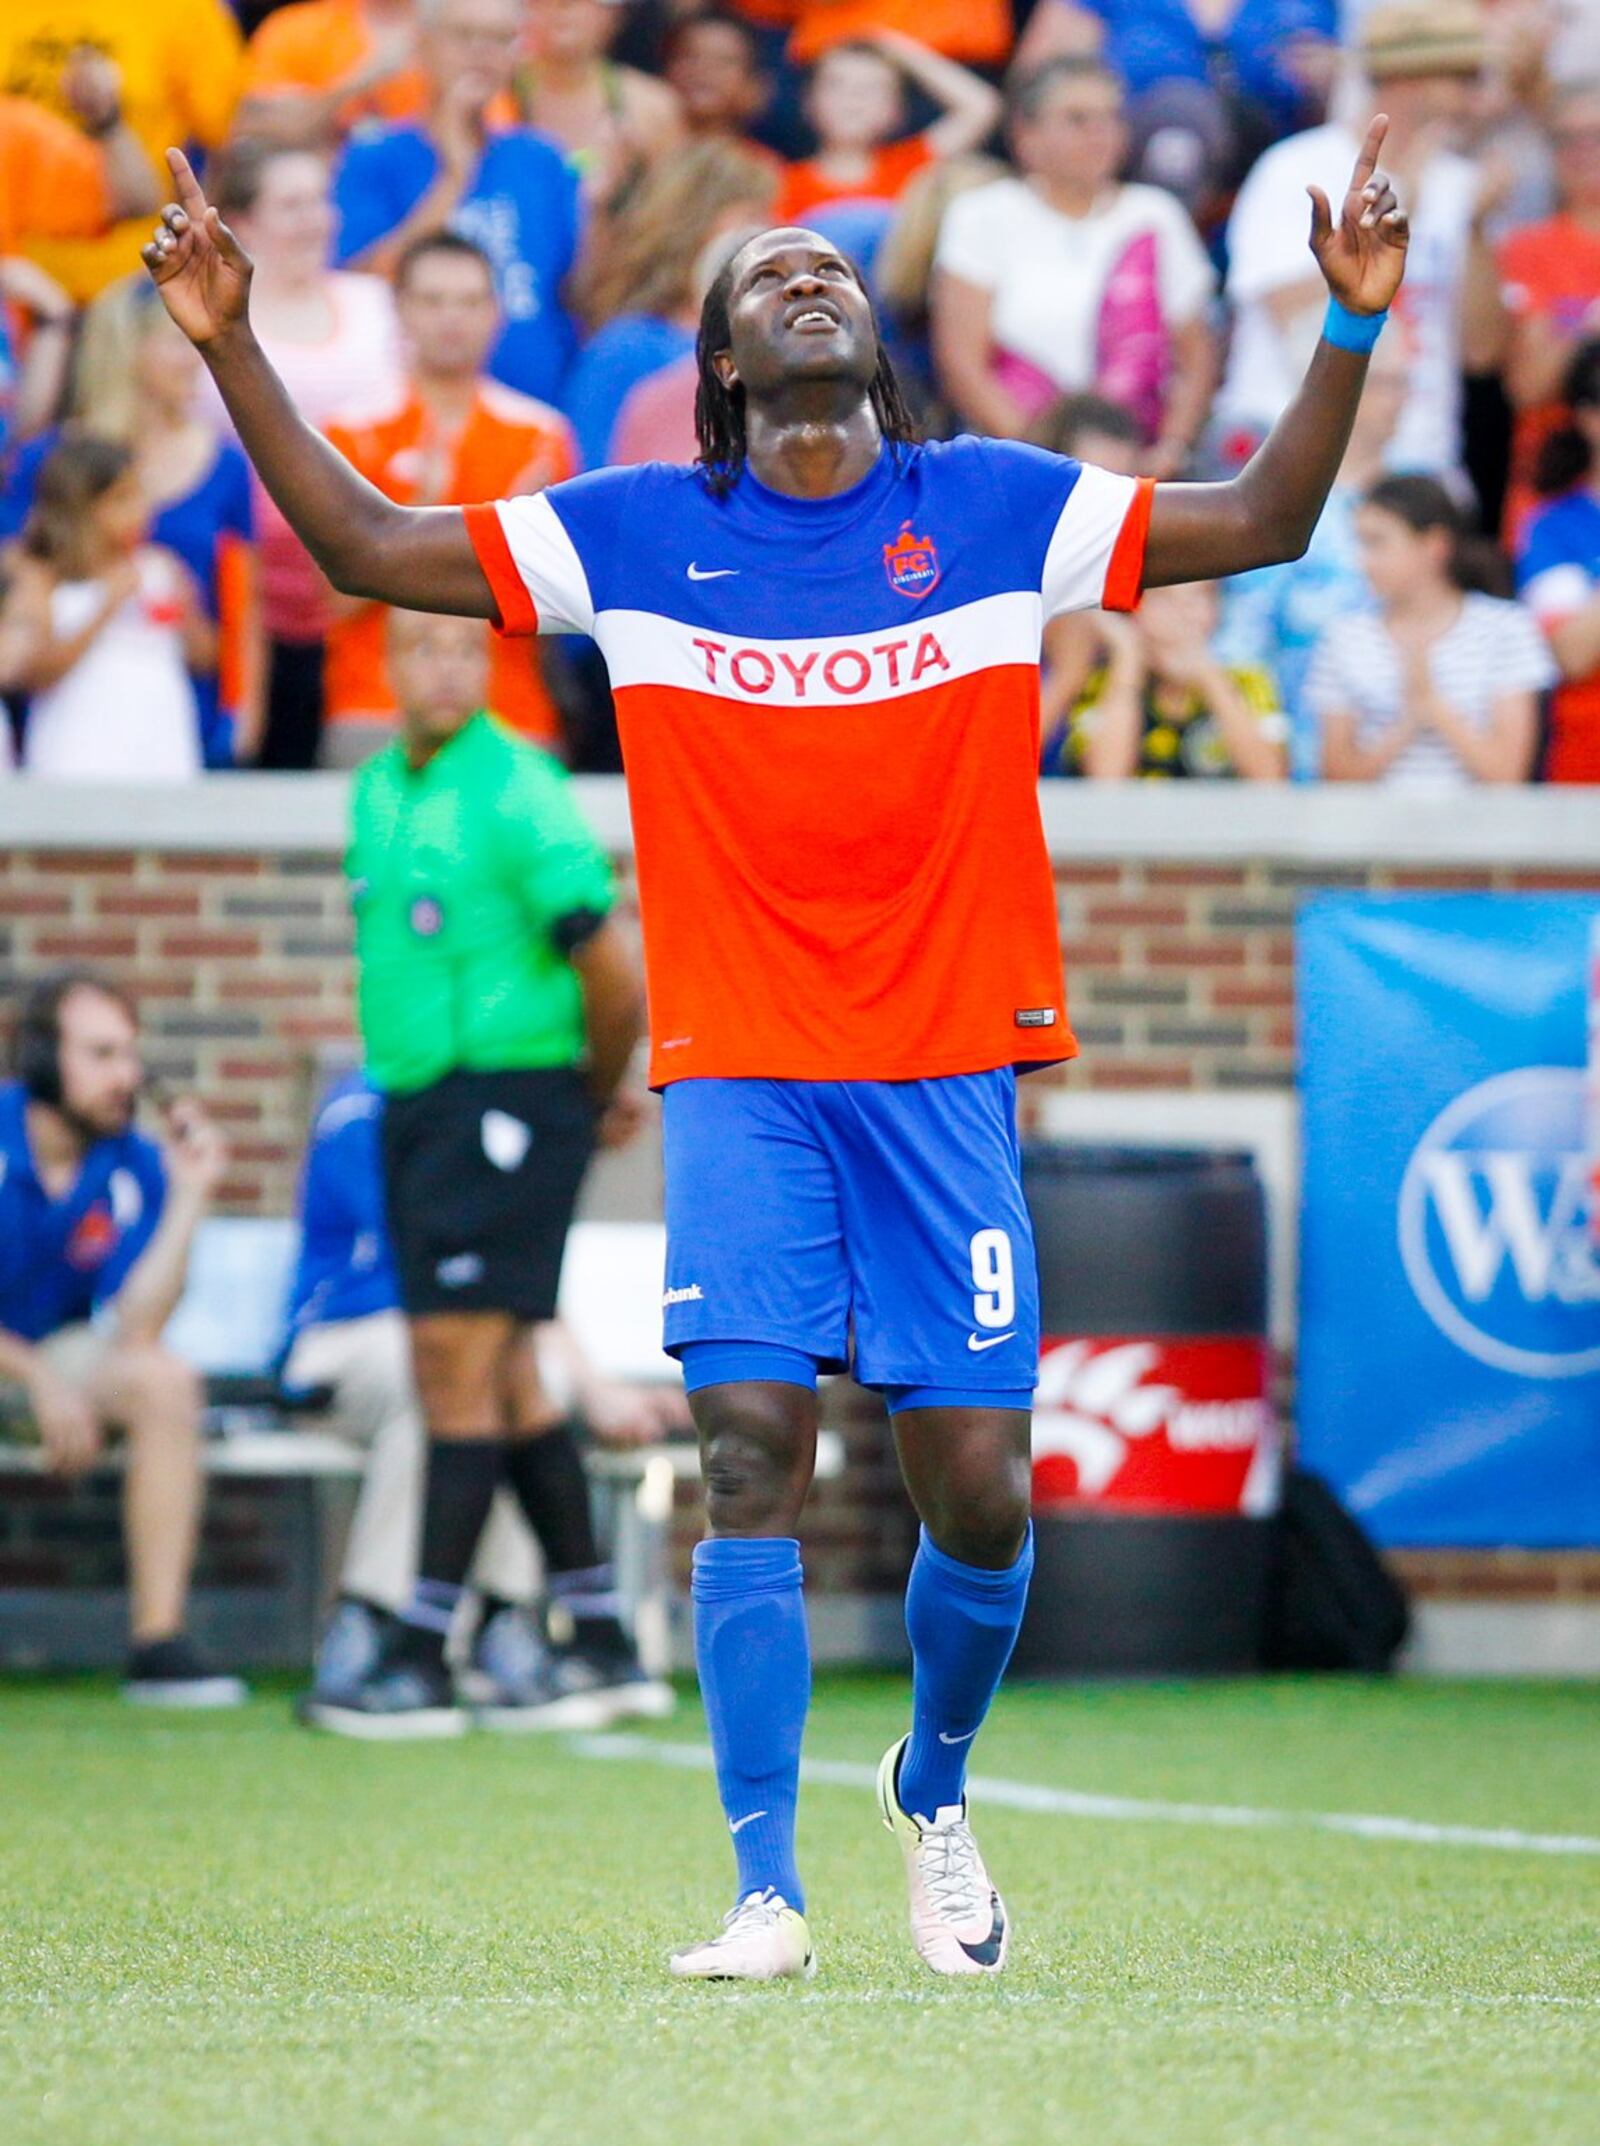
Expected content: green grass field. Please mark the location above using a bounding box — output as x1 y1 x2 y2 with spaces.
3 1673 1597 2146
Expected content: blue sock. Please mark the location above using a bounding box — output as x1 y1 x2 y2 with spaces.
897 1524 1034 1822
692 1537 810 1911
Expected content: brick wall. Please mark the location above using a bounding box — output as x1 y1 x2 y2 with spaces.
7 844 1600 1213
4 801 1600 1645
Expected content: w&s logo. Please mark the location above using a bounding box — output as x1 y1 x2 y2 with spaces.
1398 1067 1600 1379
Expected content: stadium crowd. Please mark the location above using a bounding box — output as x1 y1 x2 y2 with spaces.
0 0 1598 786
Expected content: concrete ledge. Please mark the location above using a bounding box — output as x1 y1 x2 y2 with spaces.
3 775 1597 867
1401 1601 1600 1678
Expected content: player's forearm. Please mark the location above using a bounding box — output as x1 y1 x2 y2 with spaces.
1145 336 1371 585
199 326 491 615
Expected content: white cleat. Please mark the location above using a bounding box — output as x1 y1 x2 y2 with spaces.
669 1890 817 1982
877 1736 1011 1976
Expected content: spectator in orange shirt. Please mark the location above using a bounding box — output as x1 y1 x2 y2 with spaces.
236 0 428 148
0 56 159 260
321 232 576 769
1499 80 1600 539
776 32 1000 228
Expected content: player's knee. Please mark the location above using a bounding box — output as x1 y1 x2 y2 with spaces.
697 1389 809 1532
925 1453 1031 1570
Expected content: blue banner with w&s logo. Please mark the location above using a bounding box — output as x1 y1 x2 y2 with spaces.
1297 895 1600 1547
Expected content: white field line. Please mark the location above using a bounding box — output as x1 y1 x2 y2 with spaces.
570 1734 1600 1860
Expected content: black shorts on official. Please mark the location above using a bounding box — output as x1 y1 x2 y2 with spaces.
380 1067 596 1320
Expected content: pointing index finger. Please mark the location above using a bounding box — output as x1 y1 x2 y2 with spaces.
1350 113 1389 193
166 146 210 219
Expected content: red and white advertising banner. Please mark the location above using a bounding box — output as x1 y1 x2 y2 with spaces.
1031 1335 1279 1516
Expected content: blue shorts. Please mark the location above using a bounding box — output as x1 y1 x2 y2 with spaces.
661 1071 1039 1402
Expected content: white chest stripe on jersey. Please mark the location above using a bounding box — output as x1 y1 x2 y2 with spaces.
593 590 1045 709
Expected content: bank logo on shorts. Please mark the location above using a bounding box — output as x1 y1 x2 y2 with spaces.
1397 1066 1600 1379
409 894 445 937
482 1110 532 1172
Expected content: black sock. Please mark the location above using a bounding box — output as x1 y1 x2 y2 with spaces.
394 1436 502 1667
503 1423 630 1656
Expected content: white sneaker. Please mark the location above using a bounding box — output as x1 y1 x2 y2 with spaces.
669 1890 817 1982
877 1736 1010 1976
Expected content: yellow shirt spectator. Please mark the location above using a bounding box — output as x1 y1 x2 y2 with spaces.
1051 661 1286 780
0 0 241 299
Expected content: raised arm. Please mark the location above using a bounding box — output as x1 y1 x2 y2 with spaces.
142 151 494 619
1143 118 1410 588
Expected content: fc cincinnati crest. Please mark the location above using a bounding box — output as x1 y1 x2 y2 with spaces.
883 522 940 600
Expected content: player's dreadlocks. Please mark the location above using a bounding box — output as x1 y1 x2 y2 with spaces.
694 246 919 498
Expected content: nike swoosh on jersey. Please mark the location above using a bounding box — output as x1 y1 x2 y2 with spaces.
686 563 739 580
967 1331 1017 1352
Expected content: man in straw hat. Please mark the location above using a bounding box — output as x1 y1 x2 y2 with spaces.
1219 0 1506 480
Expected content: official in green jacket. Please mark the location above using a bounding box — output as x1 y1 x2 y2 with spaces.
311 607 665 1739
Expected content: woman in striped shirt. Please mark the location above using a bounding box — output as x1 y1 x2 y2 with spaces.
1309 475 1554 788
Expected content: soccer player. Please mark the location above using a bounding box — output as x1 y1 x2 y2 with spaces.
142 128 1408 1973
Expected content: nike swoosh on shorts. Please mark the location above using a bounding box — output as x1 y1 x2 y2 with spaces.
967 1332 1017 1352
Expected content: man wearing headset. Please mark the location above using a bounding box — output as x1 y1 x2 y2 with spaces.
0 971 243 1705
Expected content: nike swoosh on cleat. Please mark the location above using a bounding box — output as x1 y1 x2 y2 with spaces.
687 563 738 580
728 1809 768 1835
966 1332 1017 1352
956 1893 1007 1968
938 1728 978 1745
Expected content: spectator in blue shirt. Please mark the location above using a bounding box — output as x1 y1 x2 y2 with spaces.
281 1068 686 1712
332 0 582 404
0 973 241 1705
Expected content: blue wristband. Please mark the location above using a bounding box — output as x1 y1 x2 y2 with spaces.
1322 297 1387 354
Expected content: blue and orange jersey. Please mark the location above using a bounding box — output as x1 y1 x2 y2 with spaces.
464 437 1152 1087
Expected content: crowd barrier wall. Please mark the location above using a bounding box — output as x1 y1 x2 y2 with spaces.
3 780 1598 1665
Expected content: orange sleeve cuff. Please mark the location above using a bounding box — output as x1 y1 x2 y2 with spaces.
463 502 539 636
1102 478 1154 613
